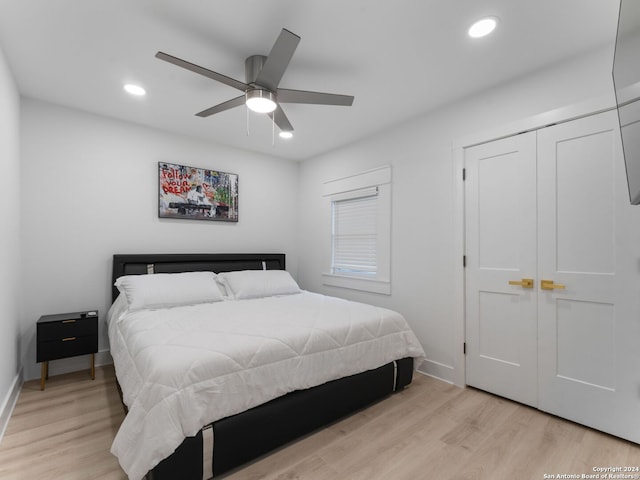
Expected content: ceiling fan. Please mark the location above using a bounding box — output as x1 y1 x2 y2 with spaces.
155 28 355 135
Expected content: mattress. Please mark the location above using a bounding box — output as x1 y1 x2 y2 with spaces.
108 291 425 480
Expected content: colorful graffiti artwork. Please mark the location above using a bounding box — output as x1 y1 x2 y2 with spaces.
158 162 238 222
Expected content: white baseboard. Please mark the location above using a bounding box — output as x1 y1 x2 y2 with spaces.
0 369 23 443
416 358 456 385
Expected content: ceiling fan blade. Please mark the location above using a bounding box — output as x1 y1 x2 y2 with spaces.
267 104 294 132
156 51 249 92
277 88 354 106
254 29 301 91
195 95 246 117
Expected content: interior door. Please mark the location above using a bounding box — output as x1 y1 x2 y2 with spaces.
464 131 538 407
537 110 640 443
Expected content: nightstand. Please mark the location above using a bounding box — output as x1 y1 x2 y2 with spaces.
36 310 98 390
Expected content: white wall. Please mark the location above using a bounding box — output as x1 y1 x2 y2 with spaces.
297 46 617 383
19 99 300 381
0 45 21 434
13 42 619 387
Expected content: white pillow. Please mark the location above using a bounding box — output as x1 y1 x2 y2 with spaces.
216 270 301 300
114 271 224 311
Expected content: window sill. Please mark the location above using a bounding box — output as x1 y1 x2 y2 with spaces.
322 273 391 295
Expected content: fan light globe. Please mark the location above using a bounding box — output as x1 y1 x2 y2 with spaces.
279 131 293 139
246 89 277 113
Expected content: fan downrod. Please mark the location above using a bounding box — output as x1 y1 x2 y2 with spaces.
245 55 267 85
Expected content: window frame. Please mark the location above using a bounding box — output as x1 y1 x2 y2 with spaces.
322 166 391 295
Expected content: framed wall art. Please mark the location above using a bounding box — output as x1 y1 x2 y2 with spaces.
158 162 238 222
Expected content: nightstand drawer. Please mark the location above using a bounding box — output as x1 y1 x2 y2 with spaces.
37 335 98 362
37 316 98 341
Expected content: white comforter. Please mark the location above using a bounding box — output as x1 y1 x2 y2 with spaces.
108 291 425 480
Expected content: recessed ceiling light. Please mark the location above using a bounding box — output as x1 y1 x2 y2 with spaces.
279 131 293 139
124 84 146 96
468 16 499 38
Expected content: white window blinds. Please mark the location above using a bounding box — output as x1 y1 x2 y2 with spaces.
331 187 378 277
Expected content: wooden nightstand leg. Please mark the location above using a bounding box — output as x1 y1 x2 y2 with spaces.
40 362 47 391
90 353 95 380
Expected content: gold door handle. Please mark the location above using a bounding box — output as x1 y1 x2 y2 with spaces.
541 280 566 290
508 278 534 289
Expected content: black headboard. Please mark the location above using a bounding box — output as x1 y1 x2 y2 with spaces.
112 253 286 302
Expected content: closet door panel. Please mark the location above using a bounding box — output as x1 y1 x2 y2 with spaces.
465 132 538 407
554 128 616 274
537 110 640 442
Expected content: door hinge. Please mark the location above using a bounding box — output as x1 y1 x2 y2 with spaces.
463 342 467 355
462 168 466 181
463 255 466 267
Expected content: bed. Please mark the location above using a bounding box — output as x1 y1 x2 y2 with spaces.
107 253 425 480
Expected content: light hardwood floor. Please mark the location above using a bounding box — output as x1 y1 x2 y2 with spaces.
1 365 640 479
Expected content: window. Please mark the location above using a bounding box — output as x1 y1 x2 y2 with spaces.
322 166 391 295
331 187 378 277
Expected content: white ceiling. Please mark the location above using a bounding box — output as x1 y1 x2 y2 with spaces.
0 0 620 160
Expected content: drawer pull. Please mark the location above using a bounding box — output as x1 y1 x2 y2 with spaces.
62 337 76 342
62 319 76 324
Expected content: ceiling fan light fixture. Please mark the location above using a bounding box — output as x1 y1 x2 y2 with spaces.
245 89 277 113
279 131 293 139
155 28 354 136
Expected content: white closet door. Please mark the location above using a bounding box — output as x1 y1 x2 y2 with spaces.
465 132 538 407
537 110 640 443
465 110 640 443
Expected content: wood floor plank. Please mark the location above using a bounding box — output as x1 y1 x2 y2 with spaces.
0 366 126 480
2 366 640 480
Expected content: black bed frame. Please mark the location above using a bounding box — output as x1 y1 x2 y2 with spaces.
111 253 414 479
